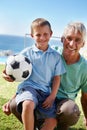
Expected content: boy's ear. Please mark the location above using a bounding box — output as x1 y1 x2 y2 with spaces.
61 36 65 43
30 34 33 38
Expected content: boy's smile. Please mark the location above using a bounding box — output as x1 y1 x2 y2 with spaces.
31 25 52 51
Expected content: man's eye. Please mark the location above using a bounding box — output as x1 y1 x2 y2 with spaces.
67 37 72 41
75 38 81 42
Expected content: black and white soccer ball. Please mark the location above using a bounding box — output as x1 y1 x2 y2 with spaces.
5 54 32 82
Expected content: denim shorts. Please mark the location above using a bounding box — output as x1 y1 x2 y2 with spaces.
16 86 56 118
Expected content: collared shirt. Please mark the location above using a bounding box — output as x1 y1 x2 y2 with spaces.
17 44 66 93
57 55 87 100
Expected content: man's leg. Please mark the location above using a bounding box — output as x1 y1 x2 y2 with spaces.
56 124 69 130
56 99 80 130
10 98 22 122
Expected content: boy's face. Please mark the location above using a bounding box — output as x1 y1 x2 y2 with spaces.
31 25 52 51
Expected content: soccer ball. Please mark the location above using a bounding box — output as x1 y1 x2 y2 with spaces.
5 54 32 82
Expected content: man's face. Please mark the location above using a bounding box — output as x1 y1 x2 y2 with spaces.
63 30 84 57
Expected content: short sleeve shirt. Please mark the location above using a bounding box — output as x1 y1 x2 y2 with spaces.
17 45 66 93
57 55 87 100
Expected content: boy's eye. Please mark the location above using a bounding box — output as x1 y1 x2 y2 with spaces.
36 34 41 37
35 33 48 37
44 33 48 36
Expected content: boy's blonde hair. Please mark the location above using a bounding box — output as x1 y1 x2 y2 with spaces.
62 22 87 43
31 18 52 34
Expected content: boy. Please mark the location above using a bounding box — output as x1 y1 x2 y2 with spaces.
3 18 66 130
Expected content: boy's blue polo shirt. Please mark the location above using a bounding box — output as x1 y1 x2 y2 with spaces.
17 45 66 93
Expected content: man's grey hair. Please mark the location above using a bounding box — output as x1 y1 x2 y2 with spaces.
62 22 87 43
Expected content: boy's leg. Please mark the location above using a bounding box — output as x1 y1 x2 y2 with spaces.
41 118 57 130
10 98 39 130
10 98 35 130
35 91 57 130
22 100 35 130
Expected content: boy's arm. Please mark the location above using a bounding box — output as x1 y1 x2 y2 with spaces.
42 76 60 108
2 70 14 82
51 75 60 98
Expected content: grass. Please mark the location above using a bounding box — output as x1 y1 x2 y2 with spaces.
0 64 23 130
0 64 86 130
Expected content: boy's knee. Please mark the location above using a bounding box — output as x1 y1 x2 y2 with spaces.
56 99 80 126
22 100 35 112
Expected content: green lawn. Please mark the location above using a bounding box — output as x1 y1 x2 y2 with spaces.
0 64 86 130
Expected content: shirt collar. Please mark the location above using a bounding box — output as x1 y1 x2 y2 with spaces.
32 44 54 53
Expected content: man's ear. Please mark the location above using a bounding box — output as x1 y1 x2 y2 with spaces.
61 36 65 43
50 31 53 37
82 42 85 47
